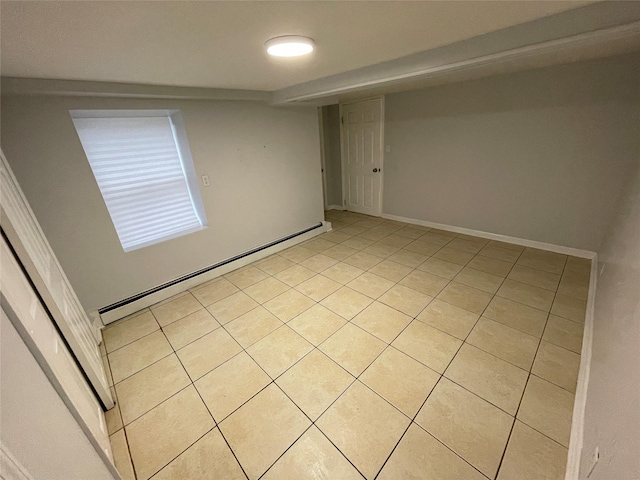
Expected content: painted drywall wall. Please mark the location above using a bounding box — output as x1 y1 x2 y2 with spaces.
383 53 640 251
1 310 116 480
580 160 640 479
1 94 323 311
322 104 343 207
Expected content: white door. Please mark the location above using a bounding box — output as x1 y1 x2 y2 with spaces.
341 97 384 216
0 152 114 410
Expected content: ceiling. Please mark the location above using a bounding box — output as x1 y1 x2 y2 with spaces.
1 1 593 92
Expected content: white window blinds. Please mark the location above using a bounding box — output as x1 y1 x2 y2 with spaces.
71 113 206 252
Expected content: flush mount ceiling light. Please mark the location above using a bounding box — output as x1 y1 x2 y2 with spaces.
265 35 315 57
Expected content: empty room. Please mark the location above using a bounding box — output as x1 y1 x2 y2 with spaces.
1 2 639 480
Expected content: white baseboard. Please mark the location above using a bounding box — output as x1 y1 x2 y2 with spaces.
99 224 327 325
326 204 345 211
564 255 598 480
381 213 597 260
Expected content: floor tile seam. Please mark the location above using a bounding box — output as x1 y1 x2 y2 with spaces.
102 308 156 332
104 324 163 355
109 350 175 386
514 258 567 276
513 414 572 450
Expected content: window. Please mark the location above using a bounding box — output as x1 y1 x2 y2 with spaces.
71 110 206 252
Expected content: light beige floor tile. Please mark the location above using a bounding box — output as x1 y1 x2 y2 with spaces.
262 426 362 480
321 262 365 284
103 354 114 387
323 244 358 261
320 286 373 320
225 266 270 289
369 260 413 282
379 284 432 317
436 282 492 315
246 325 314 378
322 230 354 244
421 231 455 246
379 234 414 248
108 331 173 384
518 375 574 447
103 311 159 353
417 299 479 340
467 317 539 370
195 351 271 421
363 242 401 259
279 246 315 263
543 314 584 353
564 256 591 276
347 271 395 299
343 251 383 270
445 343 528 415
417 257 464 279
551 293 587 323
320 323 386 376
392 321 462 373
508 264 561 291
497 421 568 480
454 267 504 294
109 429 135 480
295 274 341 302
395 225 429 239
341 235 375 250
478 244 521 263
304 238 335 253
388 249 428 268
487 240 525 252
352 301 412 343
532 341 580 392
360 347 440 417
378 423 486 480
483 296 548 337
244 277 289 304
176 328 242 381
403 240 441 256
416 378 513 478
126 386 214 480
358 229 390 242
316 381 410 480
105 387 123 434
433 247 475 266
152 428 245 480
225 306 283 348
467 255 513 277
288 304 347 346
191 278 239 306
206 291 260 324
300 253 339 273
276 349 354 420
497 279 555 312
399 270 449 297
340 224 368 236
263 288 315 322
152 293 203 327
115 354 191 425
162 309 220 350
219 384 311 480
557 273 590 300
516 248 567 275
447 238 486 254
256 255 296 275
274 264 316 287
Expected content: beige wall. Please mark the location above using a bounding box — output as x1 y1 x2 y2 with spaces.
383 53 640 251
580 159 640 479
1 94 323 312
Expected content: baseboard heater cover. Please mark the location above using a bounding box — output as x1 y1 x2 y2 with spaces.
98 222 323 316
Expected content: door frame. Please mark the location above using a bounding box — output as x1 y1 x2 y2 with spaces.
339 96 385 216
317 107 329 211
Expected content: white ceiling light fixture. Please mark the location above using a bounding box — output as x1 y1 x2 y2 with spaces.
265 35 315 57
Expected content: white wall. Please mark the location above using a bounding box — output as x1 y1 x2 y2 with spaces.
580 159 640 479
1 93 323 312
1 310 116 480
321 104 343 207
383 53 640 251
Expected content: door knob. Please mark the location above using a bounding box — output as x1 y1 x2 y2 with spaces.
373 168 378 173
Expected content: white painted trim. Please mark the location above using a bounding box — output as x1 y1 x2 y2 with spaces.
380 213 597 259
317 107 329 210
0 443 35 480
326 205 345 211
564 256 598 480
100 224 325 324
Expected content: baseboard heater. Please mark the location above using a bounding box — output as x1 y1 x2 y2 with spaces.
98 222 323 315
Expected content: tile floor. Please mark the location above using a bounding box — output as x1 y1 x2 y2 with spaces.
101 210 590 480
